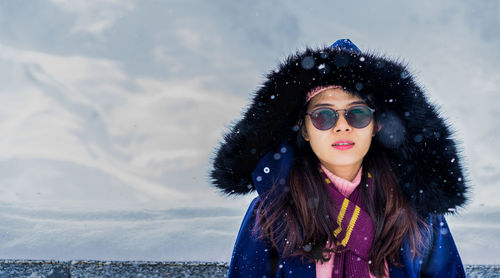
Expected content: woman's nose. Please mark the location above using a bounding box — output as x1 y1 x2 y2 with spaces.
334 113 351 132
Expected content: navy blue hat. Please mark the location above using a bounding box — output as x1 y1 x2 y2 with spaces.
329 38 361 53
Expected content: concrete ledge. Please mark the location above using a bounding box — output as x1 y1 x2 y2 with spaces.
0 260 498 277
0 260 228 278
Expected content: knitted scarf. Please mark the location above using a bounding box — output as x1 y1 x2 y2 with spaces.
319 167 375 278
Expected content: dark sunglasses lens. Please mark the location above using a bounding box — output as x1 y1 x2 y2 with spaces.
346 106 373 128
311 109 337 130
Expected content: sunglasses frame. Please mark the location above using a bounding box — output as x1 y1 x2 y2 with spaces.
305 105 375 130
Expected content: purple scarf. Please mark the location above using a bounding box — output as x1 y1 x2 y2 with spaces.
319 167 375 278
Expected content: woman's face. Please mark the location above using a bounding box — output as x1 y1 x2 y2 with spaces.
302 88 375 175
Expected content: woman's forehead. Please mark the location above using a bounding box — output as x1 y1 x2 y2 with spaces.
309 89 364 106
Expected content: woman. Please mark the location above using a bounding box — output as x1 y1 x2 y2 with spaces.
210 39 467 277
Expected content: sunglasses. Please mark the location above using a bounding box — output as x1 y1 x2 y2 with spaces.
305 105 375 130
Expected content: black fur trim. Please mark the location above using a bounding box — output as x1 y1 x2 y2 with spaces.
210 46 468 214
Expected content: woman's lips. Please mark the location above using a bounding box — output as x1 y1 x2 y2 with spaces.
332 140 354 150
333 144 354 150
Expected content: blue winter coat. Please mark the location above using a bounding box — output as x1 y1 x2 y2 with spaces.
227 143 466 278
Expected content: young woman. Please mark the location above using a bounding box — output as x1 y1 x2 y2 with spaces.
210 39 467 277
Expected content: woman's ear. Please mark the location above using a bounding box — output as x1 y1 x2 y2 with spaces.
372 123 382 137
302 128 309 141
299 120 309 141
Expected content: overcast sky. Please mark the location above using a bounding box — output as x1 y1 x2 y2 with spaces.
0 0 499 264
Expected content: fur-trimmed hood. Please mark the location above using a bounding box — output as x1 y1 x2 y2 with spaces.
210 39 468 214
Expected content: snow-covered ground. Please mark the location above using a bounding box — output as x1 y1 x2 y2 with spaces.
0 197 251 262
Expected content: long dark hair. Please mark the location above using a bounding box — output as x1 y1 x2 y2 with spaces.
254 95 429 277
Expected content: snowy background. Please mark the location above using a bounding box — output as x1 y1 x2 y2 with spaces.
0 0 499 265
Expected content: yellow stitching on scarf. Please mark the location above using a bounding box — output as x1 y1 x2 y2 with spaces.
333 198 349 237
333 226 342 237
325 178 331 184
367 172 372 178
341 205 360 246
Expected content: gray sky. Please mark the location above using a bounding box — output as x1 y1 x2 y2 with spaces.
0 0 499 264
